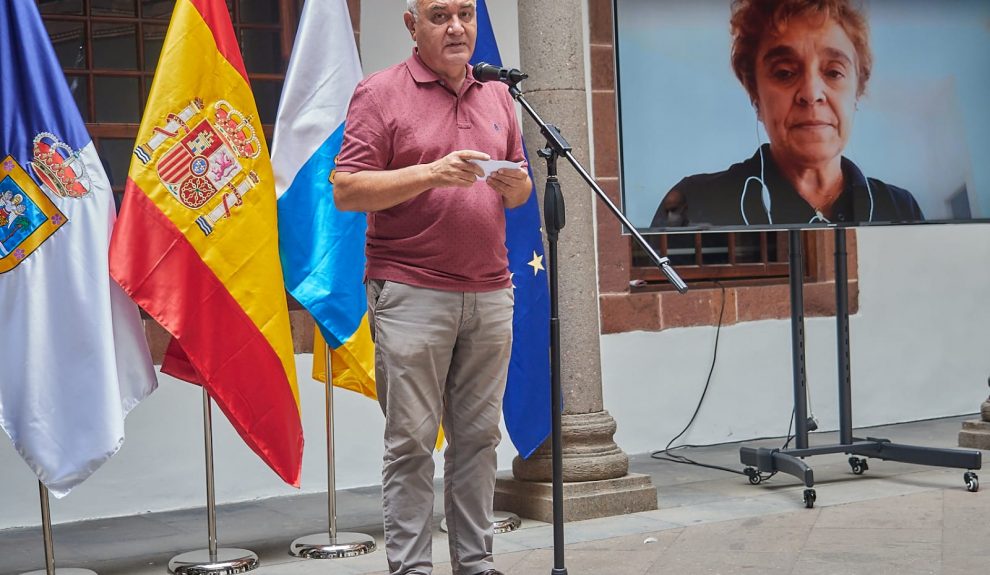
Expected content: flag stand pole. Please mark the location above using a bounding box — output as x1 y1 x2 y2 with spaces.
19 482 97 575
289 344 377 559
168 389 259 574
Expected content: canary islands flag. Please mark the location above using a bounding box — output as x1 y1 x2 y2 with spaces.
0 0 157 497
274 0 549 459
108 0 303 486
474 0 552 459
271 0 374 399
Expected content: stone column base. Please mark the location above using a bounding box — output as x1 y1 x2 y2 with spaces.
494 471 658 523
958 420 990 450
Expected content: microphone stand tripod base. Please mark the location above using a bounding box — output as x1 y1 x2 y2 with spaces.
168 548 259 574
21 570 98 574
289 532 376 559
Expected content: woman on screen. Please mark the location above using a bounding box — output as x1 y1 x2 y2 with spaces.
652 0 923 228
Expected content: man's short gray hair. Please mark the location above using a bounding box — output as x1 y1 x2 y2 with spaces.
406 0 418 15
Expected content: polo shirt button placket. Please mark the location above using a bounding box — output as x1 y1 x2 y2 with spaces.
454 91 471 130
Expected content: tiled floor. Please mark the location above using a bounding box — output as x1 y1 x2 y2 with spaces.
1 416 986 575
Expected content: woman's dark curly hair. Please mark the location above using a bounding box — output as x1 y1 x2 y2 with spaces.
730 0 873 102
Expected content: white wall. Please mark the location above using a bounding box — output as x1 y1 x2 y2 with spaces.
4 2 988 530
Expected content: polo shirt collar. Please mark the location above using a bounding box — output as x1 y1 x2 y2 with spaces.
406 49 478 90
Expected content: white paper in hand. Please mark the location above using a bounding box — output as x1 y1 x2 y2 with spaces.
469 159 525 181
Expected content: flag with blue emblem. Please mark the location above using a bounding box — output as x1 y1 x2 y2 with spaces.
271 0 375 398
0 0 157 497
474 0 551 459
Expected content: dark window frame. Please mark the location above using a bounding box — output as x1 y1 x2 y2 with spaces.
37 0 303 196
631 231 791 286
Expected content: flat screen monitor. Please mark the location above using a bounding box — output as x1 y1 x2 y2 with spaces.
614 0 990 232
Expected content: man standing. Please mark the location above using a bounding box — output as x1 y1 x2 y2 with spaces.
333 1 531 574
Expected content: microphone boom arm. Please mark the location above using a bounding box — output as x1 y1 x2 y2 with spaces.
508 85 688 293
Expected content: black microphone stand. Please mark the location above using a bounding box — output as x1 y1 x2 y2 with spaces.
504 77 688 575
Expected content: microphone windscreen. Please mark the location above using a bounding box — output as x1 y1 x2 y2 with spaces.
472 62 498 82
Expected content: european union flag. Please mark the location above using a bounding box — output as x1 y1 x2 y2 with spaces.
474 0 552 459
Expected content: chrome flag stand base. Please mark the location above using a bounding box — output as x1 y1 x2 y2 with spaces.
289 345 376 560
289 532 377 559
167 549 259 575
21 482 98 575
440 511 522 534
168 390 259 575
22 570 97 575
493 511 523 533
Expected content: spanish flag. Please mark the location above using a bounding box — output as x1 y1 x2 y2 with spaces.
109 0 302 486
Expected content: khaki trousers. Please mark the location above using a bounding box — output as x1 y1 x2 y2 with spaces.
367 280 513 575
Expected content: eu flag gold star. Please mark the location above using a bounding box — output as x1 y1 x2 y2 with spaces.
528 251 545 276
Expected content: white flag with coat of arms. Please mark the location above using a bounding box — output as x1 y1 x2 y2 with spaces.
0 0 157 498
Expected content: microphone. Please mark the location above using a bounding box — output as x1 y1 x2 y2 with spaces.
472 62 528 85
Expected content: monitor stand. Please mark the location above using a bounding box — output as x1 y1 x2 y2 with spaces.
738 230 981 508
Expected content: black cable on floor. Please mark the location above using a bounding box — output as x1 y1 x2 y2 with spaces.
649 282 748 476
649 281 789 482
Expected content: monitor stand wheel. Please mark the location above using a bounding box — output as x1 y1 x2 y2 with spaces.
848 456 869 475
965 471 979 493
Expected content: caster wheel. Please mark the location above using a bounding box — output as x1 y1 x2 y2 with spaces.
964 471 979 493
849 456 868 475
803 488 816 509
744 467 762 485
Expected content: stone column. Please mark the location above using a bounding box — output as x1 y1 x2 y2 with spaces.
958 377 990 450
494 0 657 523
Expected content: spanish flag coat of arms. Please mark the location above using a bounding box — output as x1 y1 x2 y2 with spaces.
109 0 302 486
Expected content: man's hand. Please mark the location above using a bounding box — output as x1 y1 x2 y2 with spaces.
487 167 531 209
428 150 489 188
334 150 528 213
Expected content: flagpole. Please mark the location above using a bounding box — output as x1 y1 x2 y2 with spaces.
19 482 97 575
167 389 259 574
37 482 56 575
203 388 218 557
289 343 377 559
